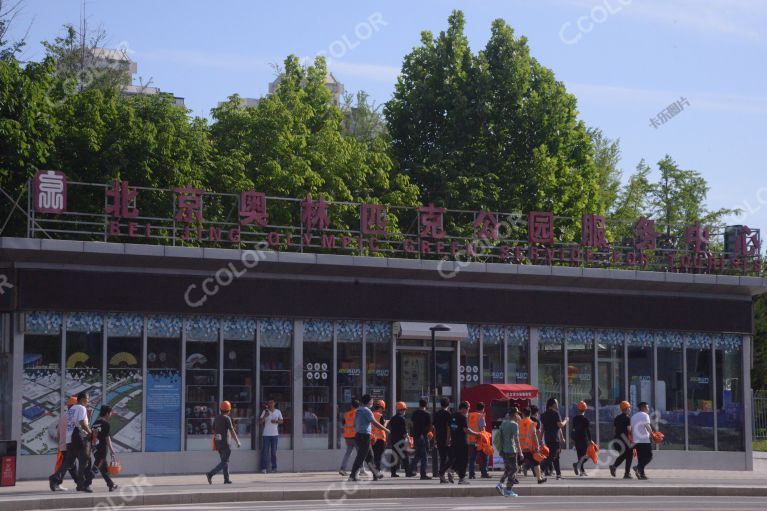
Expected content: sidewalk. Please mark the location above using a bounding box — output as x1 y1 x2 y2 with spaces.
2 467 767 510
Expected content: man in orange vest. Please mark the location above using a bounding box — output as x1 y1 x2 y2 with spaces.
371 400 389 474
339 399 364 477
519 407 547 485
467 402 490 479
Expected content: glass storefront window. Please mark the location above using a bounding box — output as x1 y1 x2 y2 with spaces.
538 328 565 419
22 312 62 455
65 313 103 426
507 327 528 384
223 318 257 449
259 318 293 449
686 334 714 451
461 325 481 389
107 315 143 453
365 322 392 403
656 332 685 449
597 330 624 448
146 315 182 452
567 330 595 448
336 320 362 448
627 331 654 410
185 317 220 451
716 335 743 451
303 320 333 449
482 326 504 384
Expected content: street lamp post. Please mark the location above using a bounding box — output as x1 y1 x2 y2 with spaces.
429 324 451 416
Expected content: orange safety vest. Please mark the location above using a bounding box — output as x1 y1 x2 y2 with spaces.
467 412 482 444
519 418 536 452
371 411 387 443
343 409 356 439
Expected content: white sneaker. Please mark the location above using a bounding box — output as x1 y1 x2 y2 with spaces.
495 482 504 495
54 485 68 491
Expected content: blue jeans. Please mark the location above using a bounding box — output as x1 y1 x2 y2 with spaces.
468 444 488 477
260 436 278 471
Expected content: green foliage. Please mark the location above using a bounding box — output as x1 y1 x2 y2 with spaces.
385 11 601 238
0 57 58 233
210 55 419 231
0 0 26 61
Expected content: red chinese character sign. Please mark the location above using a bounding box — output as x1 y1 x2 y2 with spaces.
419 203 446 239
361 203 387 235
634 217 657 250
239 191 268 227
174 187 204 223
473 211 500 241
684 222 709 253
528 212 554 244
581 214 608 249
735 226 760 257
301 194 330 233
33 170 67 214
105 180 139 218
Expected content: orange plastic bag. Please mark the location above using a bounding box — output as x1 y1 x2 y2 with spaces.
107 457 121 475
586 441 599 464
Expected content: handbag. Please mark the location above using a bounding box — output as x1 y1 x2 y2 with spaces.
108 456 122 475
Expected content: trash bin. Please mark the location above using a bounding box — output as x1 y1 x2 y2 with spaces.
0 440 17 487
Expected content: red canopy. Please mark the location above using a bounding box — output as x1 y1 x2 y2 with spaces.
462 384 539 405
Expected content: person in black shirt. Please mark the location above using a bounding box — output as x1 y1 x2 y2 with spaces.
434 398 452 483
410 399 432 480
539 398 568 479
609 401 633 479
90 405 117 491
571 401 592 476
442 401 481 485
206 401 241 485
389 401 413 477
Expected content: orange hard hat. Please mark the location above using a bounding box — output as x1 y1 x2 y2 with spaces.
374 399 386 410
620 401 631 412
396 401 407 411
651 431 665 444
427 431 434 441
533 451 547 463
540 445 551 458
586 441 599 464
577 401 588 412
66 396 77 407
220 400 232 412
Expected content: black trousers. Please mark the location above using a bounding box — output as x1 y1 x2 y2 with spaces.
543 441 561 476
611 438 632 475
93 448 115 488
208 445 232 482
389 437 410 475
52 438 90 489
350 433 373 477
635 443 653 475
451 444 468 479
436 444 449 476
574 439 588 473
372 440 386 472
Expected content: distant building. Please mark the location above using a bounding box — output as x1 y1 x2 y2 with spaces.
88 47 185 107
219 72 345 109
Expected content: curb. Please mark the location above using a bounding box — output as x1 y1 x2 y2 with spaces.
3 485 767 510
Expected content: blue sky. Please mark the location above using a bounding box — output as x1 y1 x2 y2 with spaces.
9 0 767 230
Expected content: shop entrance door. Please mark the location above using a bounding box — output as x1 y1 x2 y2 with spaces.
396 344 456 409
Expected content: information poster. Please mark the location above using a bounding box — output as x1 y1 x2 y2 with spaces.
146 370 181 452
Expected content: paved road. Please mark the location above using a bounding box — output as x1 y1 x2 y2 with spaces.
61 496 767 511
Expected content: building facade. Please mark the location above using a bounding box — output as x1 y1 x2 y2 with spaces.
0 237 761 478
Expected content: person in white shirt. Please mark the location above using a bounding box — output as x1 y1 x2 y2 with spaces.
259 400 283 473
630 402 654 480
52 396 81 491
49 392 93 493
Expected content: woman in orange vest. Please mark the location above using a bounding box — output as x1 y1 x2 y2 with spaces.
339 399 366 476
371 400 389 474
519 407 547 484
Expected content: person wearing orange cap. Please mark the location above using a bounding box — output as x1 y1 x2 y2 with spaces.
388 401 413 477
609 401 633 479
571 400 592 476
206 400 240 485
370 400 388 474
630 402 654 480
51 396 81 491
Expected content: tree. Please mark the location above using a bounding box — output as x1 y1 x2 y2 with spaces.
0 0 26 61
648 155 737 239
385 11 601 237
210 55 419 234
341 91 387 142
590 128 622 214
0 57 58 234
